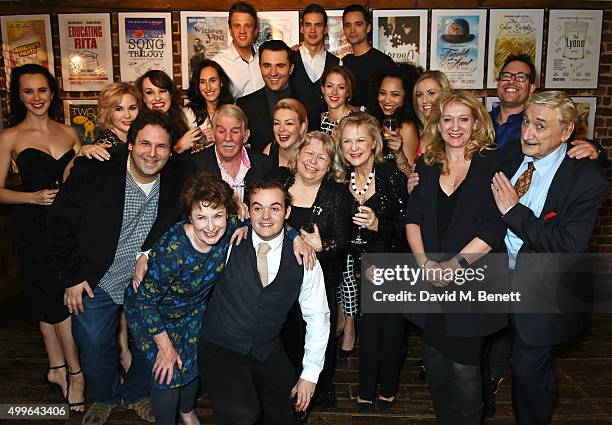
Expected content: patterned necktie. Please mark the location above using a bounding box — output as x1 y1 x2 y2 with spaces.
257 242 272 287
514 162 535 198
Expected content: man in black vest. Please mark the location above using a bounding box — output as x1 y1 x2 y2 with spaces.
199 180 330 424
291 4 340 130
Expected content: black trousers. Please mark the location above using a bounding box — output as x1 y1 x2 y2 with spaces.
484 324 513 379
198 339 297 425
358 313 407 401
423 342 484 425
511 330 556 425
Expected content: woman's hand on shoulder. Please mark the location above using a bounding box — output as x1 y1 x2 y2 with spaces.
77 144 111 161
407 171 419 194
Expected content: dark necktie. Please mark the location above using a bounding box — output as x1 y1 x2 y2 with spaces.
514 162 535 198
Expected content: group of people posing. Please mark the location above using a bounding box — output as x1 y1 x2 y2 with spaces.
0 2 608 425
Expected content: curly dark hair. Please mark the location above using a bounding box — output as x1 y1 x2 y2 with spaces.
8 64 63 125
181 171 238 219
186 59 233 127
135 70 189 137
371 63 422 127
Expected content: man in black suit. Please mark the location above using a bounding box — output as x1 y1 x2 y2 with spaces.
491 91 608 425
199 180 329 424
47 110 194 425
291 4 340 131
484 55 604 419
237 40 318 152
191 104 274 202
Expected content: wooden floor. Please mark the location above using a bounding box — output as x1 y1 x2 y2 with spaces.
2 292 612 425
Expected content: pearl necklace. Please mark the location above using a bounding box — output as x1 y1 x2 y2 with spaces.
351 170 374 196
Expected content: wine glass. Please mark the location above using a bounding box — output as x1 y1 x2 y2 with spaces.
50 180 61 191
351 198 367 246
382 118 399 160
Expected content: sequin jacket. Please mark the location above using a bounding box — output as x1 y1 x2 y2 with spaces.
345 161 409 252
283 174 353 263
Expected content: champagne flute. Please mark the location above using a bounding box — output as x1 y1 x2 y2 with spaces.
382 118 399 160
351 198 367 246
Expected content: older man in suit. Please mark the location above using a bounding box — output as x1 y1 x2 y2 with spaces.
47 110 194 425
491 91 608 425
191 104 275 202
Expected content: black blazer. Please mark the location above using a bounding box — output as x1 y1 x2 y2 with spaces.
191 146 275 189
283 174 352 263
504 152 609 346
290 50 340 131
47 150 195 291
405 148 508 337
236 86 321 153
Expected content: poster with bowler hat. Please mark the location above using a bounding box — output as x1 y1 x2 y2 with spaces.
430 9 486 89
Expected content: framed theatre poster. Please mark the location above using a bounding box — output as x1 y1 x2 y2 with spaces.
430 9 487 89
373 9 428 68
545 10 603 89
570 96 597 140
485 96 500 113
487 9 544 88
118 12 173 82
325 10 352 59
180 11 229 89
253 11 299 50
58 14 113 92
1 14 54 89
63 99 101 145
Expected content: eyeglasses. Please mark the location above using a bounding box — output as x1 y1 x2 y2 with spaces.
499 72 531 83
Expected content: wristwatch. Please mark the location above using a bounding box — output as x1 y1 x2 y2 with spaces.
455 255 470 269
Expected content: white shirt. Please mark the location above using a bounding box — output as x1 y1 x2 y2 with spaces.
182 106 212 133
252 229 330 384
214 146 251 202
299 44 327 83
212 43 264 99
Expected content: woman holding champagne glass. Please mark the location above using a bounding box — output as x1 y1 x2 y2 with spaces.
373 64 421 175
335 113 408 411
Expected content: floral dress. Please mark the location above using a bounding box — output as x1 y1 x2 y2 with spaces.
124 217 240 389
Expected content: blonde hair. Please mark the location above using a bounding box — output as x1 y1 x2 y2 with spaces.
288 131 344 183
273 98 308 131
526 91 577 130
413 71 452 128
97 83 141 130
423 89 495 174
213 104 248 130
333 112 384 180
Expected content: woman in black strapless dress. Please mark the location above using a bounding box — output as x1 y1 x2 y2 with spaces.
0 64 89 412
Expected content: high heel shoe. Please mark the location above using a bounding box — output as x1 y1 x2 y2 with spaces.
44 364 67 400
66 369 86 413
338 329 356 358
